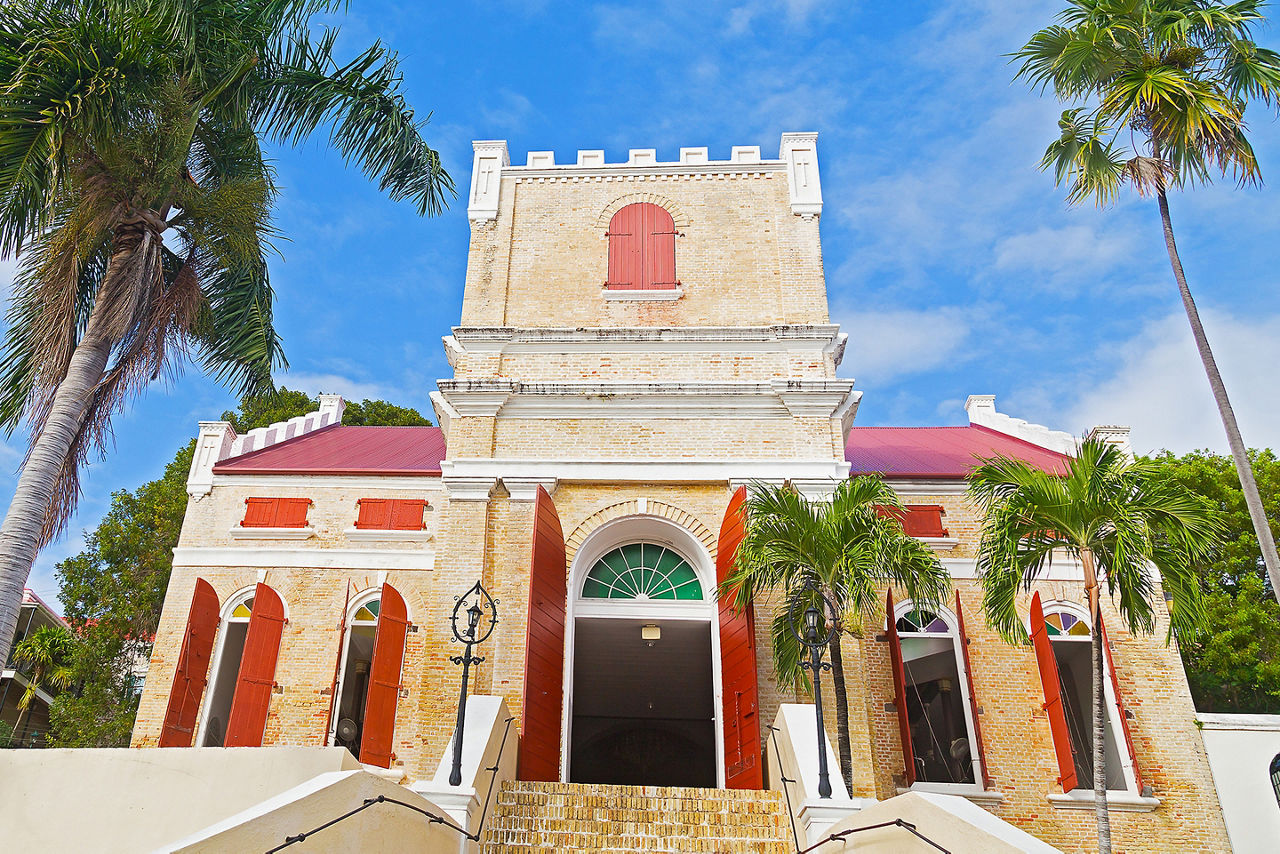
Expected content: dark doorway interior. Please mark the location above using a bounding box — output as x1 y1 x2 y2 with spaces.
570 617 716 788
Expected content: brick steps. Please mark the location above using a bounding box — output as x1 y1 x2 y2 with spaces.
480 781 792 853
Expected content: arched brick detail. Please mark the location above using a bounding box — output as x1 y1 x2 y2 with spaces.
596 194 692 232
564 499 716 566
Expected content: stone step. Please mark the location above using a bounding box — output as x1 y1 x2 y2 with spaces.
480 781 792 854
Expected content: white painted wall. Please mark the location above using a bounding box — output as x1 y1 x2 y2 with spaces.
1198 713 1280 854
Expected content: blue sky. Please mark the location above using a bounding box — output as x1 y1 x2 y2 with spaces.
4 0 1280 607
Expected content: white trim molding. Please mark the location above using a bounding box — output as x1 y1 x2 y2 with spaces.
898 783 1007 806
210 474 444 493
448 324 846 355
342 527 433 543
228 526 316 541
502 477 558 501
440 458 851 485
443 475 499 501
173 546 436 571
1047 791 1161 812
601 287 683 302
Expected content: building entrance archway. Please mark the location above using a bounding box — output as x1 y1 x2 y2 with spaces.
563 519 723 788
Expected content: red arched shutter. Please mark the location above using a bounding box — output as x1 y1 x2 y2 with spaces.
717 486 762 789
159 578 220 747
360 582 409 768
519 486 566 781
606 205 643 289
1030 592 1079 792
224 583 286 747
1099 613 1145 793
642 203 677 288
953 592 993 789
885 589 916 785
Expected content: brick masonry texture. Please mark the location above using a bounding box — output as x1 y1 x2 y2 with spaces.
131 152 1232 853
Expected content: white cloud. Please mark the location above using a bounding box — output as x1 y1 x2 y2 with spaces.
839 308 973 382
993 224 1134 277
279 371 396 403
1062 310 1280 454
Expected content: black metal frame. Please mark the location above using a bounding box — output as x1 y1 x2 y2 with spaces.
788 581 837 799
448 581 499 787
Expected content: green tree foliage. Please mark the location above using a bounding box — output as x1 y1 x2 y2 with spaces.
1148 449 1280 713
49 389 431 746
11 624 74 745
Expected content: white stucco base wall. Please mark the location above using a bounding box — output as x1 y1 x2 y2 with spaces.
0 746 368 853
820 792 1063 854
1198 713 1280 854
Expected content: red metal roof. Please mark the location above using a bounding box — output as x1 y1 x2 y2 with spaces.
846 425 1072 479
213 426 446 476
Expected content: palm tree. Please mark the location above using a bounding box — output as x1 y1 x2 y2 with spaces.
1012 0 1280 604
969 438 1220 853
0 0 453 663
724 477 950 793
10 624 75 745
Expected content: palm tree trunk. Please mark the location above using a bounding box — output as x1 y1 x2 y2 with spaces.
1156 188 1280 600
0 235 142 665
1081 549 1111 854
827 631 854 794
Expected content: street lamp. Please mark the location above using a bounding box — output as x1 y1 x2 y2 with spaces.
448 580 498 787
789 581 837 799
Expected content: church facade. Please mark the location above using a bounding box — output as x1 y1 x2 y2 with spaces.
132 135 1231 852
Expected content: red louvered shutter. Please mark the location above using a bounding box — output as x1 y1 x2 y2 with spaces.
159 578 220 747
389 500 427 531
519 486 566 781
874 505 948 538
275 498 311 528
606 204 643 289
1030 592 1079 792
886 589 916 785
356 499 391 529
224 583 286 747
360 583 409 768
717 486 762 789
642 203 677 288
953 592 993 789
242 498 276 527
1099 613 1145 793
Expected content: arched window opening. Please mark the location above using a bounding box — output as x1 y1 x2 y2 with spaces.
894 606 981 786
582 543 703 600
1042 606 1126 791
330 584 409 767
1270 752 1280 807
201 592 255 747
332 596 380 757
605 203 678 290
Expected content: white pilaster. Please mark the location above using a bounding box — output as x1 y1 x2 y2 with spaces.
187 421 237 498
468 140 509 222
780 132 822 217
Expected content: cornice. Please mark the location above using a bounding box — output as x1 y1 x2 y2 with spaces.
504 161 786 180
446 325 845 355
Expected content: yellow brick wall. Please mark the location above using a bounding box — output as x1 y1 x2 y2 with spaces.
460 172 828 328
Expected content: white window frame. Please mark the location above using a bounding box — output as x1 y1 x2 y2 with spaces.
195 585 261 745
327 587 387 747
1036 599 1139 795
560 513 724 787
891 600 987 795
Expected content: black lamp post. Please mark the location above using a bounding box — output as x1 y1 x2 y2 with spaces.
790 582 837 799
448 580 498 787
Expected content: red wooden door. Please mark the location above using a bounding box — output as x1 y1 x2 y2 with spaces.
953 592 993 789
360 583 409 768
885 589 916 785
1099 613 1145 793
1030 592 1079 792
224 583 286 747
717 486 762 789
519 486 567 781
159 578 220 747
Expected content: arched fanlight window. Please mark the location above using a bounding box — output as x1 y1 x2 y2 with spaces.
1037 603 1133 792
330 585 409 767
893 605 982 786
581 543 703 600
200 589 256 747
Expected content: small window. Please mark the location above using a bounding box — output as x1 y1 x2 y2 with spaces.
606 203 677 290
895 606 981 785
356 499 427 531
201 592 255 746
877 504 949 538
1043 607 1127 791
242 497 311 528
